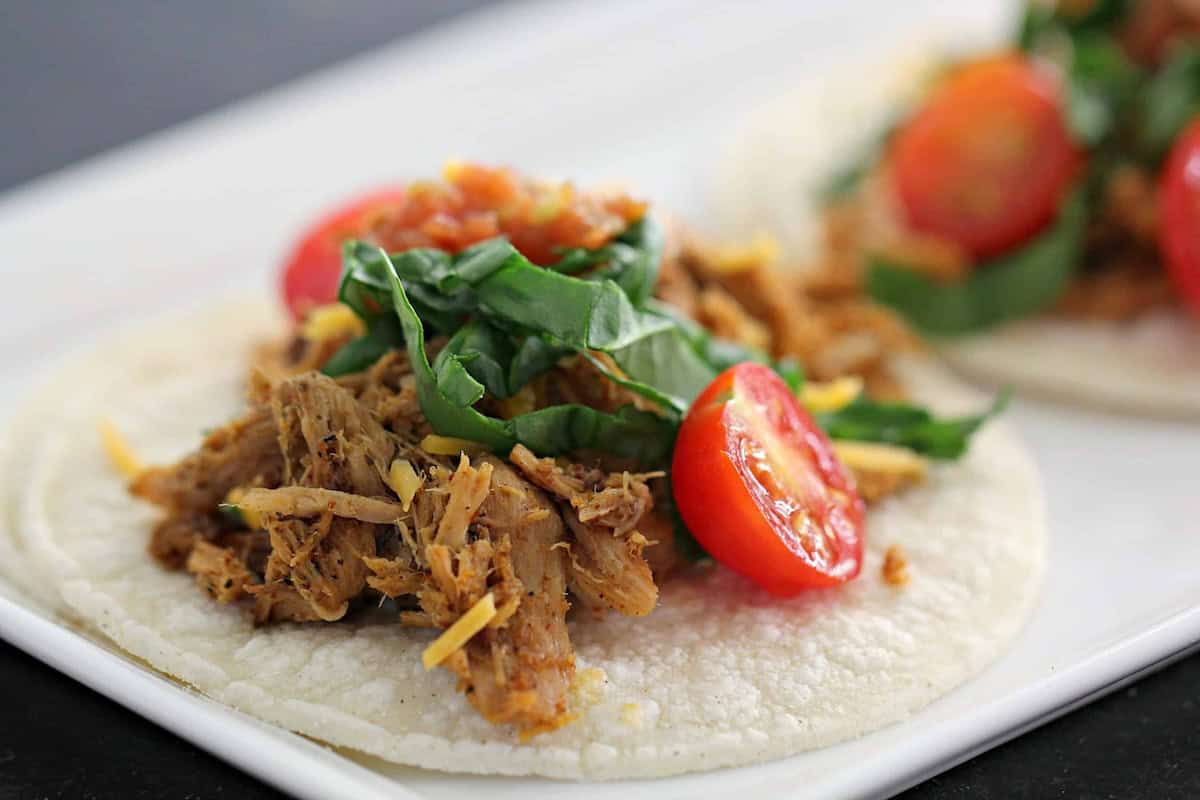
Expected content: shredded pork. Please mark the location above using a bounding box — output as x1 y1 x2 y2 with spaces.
136 350 665 736
131 403 283 518
132 194 929 738
660 235 914 398
815 161 1177 325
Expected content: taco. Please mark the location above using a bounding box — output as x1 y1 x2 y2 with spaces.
715 0 1200 417
8 163 1044 779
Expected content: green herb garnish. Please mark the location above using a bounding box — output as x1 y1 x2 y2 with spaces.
1138 42 1200 161
818 389 1011 460
865 190 1087 335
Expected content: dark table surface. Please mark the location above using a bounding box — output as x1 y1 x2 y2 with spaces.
1 2 1197 798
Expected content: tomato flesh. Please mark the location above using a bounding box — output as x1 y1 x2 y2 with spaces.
672 363 865 596
279 164 647 320
371 163 646 266
889 55 1080 260
280 187 408 320
1159 117 1200 315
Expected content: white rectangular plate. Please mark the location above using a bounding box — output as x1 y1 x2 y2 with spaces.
2 1 1199 798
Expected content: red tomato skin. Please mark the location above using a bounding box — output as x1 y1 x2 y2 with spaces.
890 55 1080 260
1159 117 1200 315
672 364 864 597
280 186 408 320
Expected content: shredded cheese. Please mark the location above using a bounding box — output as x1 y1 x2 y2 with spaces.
832 440 928 479
223 487 263 530
99 419 144 480
441 158 467 183
422 593 496 670
570 667 607 710
800 376 864 413
882 544 911 587
707 233 780 274
419 434 487 456
301 303 365 343
386 459 422 511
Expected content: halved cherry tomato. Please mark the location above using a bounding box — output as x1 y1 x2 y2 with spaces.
280 186 408 320
890 54 1080 260
1159 116 1200 314
671 363 865 596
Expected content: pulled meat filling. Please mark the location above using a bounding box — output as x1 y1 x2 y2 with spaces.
134 216 918 736
135 349 666 735
658 233 913 399
816 162 1176 324
509 444 660 618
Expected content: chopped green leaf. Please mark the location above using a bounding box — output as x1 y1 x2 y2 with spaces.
1064 33 1143 146
321 314 404 378
866 191 1087 335
379 245 677 460
344 234 717 415
436 319 515 399
818 388 1011 460
1138 42 1200 161
1019 0 1129 49
507 335 569 393
217 502 247 527
551 218 664 304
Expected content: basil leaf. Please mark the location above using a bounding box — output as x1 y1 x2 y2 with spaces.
1019 0 1128 49
507 404 676 463
471 258 670 351
607 328 721 414
337 240 395 318
508 335 569 392
1065 33 1143 146
818 389 1011 460
644 299 785 375
436 319 515 399
1058 0 1128 31
388 267 511 449
321 314 403 378
434 352 486 408
379 246 676 460
552 218 664 305
380 235 715 412
339 242 468 334
1017 2 1060 50
1138 42 1200 161
866 191 1087 335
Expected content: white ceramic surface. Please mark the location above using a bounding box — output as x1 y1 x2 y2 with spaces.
2 1 1198 798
